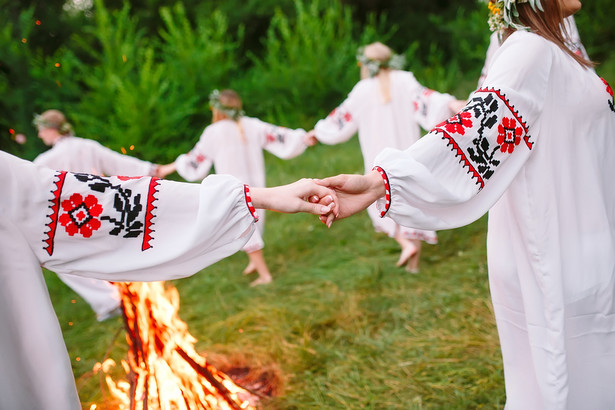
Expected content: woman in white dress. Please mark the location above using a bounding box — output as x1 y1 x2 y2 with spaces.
316 0 615 407
307 42 464 272
159 89 310 286
33 109 161 321
0 150 335 410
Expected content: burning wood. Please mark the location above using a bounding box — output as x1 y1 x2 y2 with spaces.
92 282 259 409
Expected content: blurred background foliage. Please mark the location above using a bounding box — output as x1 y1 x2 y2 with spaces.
1 0 614 161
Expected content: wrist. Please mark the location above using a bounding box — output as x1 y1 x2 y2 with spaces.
243 185 260 221
370 167 390 217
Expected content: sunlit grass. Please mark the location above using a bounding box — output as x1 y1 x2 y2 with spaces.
43 137 508 409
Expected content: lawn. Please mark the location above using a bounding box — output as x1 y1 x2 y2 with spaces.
45 137 505 409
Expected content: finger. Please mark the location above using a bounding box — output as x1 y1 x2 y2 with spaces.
300 200 335 216
315 175 346 188
317 194 339 217
306 184 338 203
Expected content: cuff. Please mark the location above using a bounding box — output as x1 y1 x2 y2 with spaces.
372 166 390 217
243 184 259 222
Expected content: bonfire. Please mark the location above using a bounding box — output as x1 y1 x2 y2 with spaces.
91 281 263 410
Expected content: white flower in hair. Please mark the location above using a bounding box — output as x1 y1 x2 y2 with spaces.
485 0 543 32
356 46 406 78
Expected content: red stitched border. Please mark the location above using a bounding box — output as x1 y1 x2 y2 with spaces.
244 185 259 222
435 128 485 189
43 171 67 256
372 166 391 217
475 87 533 149
142 177 160 251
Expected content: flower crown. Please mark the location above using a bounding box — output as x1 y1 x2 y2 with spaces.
33 113 74 135
356 47 406 78
209 89 244 121
486 0 543 32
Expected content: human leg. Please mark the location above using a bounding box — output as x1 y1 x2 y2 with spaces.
405 239 422 273
367 204 417 267
246 249 272 287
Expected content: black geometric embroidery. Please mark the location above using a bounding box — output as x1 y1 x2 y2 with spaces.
464 93 502 180
266 127 286 144
73 174 144 238
433 88 531 189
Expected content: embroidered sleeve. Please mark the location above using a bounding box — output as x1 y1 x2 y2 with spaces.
175 129 215 182
37 170 255 281
373 85 540 231
412 86 455 131
372 166 391 217
243 185 259 222
371 33 552 231
259 120 308 159
313 82 366 145
431 87 533 190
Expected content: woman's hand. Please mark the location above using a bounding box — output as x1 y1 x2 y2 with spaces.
156 162 177 178
250 179 339 217
315 170 386 226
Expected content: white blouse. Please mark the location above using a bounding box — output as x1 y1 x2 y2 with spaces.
34 136 156 176
314 70 454 173
0 151 258 409
175 116 308 187
375 31 615 408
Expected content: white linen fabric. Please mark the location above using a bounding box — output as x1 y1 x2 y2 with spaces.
374 31 615 409
34 135 157 317
478 16 591 89
34 135 156 176
0 151 256 409
175 116 308 252
314 70 453 243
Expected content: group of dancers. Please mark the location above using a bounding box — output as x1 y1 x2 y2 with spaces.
31 42 465 319
3 0 615 408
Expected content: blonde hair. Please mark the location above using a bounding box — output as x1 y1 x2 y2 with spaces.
218 89 243 111
362 42 393 103
34 109 74 135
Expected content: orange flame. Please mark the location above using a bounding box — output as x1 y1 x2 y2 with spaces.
94 282 257 409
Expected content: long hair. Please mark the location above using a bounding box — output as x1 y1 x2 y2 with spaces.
508 0 593 68
35 109 74 135
363 42 393 103
217 89 247 142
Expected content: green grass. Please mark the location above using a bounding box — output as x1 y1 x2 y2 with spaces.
44 137 506 409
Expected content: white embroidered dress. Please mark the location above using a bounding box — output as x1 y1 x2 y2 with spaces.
374 31 615 408
314 70 454 243
175 117 308 252
34 136 157 319
0 151 257 409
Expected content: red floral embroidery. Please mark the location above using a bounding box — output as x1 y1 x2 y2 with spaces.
59 193 103 238
497 117 523 153
440 111 473 135
266 133 276 143
343 112 352 122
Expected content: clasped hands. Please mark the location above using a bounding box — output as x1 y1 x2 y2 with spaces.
251 169 386 227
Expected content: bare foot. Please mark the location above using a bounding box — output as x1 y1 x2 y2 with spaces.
396 243 417 267
250 276 272 287
405 265 420 274
243 262 256 275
